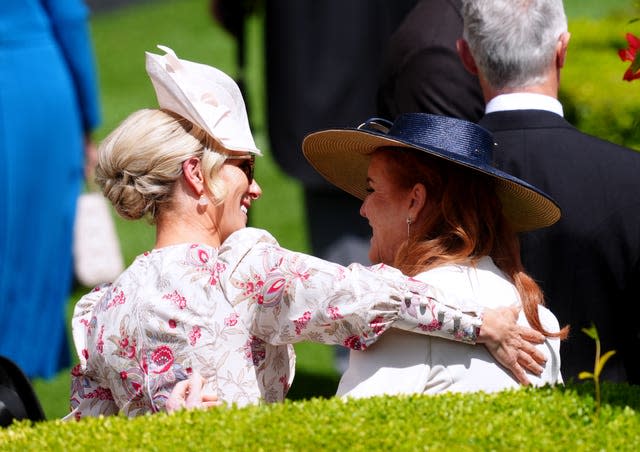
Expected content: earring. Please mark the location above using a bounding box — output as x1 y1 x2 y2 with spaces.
198 194 209 207
406 217 412 239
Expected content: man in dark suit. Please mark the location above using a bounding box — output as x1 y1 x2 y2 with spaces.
377 0 484 122
264 0 417 267
457 0 640 383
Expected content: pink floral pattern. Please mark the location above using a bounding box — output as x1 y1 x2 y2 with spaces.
163 290 187 309
66 228 482 419
188 325 201 346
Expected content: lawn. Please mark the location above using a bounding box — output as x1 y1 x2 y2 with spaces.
31 0 639 419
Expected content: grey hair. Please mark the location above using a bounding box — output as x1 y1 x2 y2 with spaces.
95 108 229 223
461 0 568 90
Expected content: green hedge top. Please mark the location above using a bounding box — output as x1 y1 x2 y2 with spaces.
2 383 639 451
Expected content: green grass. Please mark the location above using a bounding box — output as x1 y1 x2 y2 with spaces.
31 0 640 420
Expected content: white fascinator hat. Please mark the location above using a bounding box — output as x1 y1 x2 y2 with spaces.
145 45 261 155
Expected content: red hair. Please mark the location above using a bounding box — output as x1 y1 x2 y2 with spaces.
380 148 567 339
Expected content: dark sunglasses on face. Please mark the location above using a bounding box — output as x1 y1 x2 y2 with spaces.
226 154 255 183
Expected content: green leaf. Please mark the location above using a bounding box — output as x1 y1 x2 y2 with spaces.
581 325 598 340
578 371 594 380
595 350 617 376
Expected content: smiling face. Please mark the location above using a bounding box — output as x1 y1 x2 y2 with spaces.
214 155 261 243
359 152 415 265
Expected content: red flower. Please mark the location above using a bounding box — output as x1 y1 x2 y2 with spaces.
327 305 344 320
150 345 174 374
224 313 239 327
369 315 386 335
86 386 114 400
618 33 640 81
293 311 311 335
418 319 443 332
71 364 83 377
343 335 365 351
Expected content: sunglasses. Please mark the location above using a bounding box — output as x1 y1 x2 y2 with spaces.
226 154 255 183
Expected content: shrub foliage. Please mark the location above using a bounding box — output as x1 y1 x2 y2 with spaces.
2 383 639 451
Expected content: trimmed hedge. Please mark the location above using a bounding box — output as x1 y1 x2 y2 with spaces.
2 383 639 451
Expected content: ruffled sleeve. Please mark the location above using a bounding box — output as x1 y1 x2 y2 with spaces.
64 284 119 421
220 228 483 350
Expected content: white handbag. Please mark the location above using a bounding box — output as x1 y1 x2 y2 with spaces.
73 192 125 287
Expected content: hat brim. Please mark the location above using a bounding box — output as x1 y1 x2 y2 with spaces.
302 128 560 232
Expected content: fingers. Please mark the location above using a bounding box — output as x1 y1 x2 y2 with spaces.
509 362 531 386
166 379 191 413
518 338 546 366
478 306 550 385
517 325 545 344
517 347 544 376
202 399 222 409
166 372 220 412
185 373 205 409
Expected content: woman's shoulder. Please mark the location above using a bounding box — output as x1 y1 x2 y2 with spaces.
220 227 278 252
415 257 518 308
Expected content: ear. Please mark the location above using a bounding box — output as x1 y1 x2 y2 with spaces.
182 157 205 196
457 39 479 75
556 32 571 69
407 183 427 221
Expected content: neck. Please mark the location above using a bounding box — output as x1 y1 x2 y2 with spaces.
480 68 560 105
154 210 222 249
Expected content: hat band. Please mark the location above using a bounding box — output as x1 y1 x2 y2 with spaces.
375 114 496 167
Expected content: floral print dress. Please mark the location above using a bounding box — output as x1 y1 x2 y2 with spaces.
66 228 483 419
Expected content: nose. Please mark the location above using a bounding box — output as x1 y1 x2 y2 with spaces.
249 178 262 200
359 197 368 218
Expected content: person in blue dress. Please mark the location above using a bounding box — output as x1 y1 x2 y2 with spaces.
0 0 101 378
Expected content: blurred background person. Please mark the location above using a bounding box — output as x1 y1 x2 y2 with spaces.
0 0 101 379
377 0 484 122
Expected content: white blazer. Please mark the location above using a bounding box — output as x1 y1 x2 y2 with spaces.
336 256 562 398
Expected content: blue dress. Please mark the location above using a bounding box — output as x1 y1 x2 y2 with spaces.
0 0 101 378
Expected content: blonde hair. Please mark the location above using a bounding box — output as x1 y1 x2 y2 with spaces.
95 108 229 223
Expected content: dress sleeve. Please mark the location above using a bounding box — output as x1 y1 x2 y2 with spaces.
65 284 120 420
225 243 483 350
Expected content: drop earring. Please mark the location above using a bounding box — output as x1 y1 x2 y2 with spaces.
198 194 209 207
406 216 412 239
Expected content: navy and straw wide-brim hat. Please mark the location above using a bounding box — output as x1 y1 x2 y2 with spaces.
302 113 560 232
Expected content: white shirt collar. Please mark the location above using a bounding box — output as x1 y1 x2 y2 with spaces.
485 93 564 117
